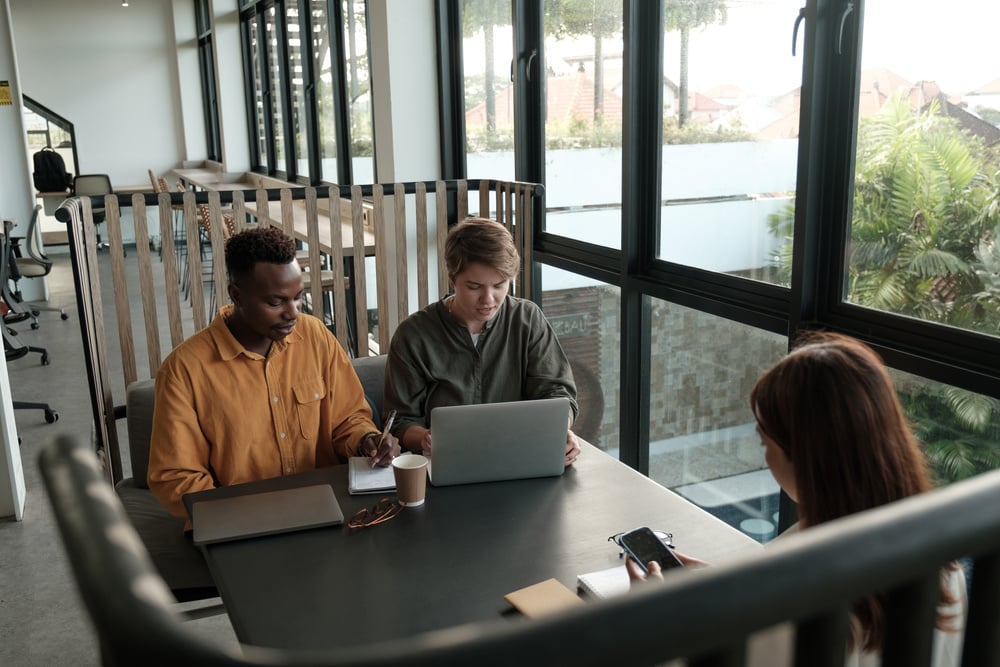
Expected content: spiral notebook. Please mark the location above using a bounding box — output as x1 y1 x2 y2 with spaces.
348 456 397 495
576 565 630 599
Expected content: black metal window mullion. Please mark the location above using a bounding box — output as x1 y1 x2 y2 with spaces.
511 0 544 187
259 7 279 173
435 0 465 182
239 7 262 170
296 0 321 185
618 0 663 475
274 0 296 178
327 0 353 185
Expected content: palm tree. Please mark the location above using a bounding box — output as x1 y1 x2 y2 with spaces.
850 95 997 330
767 95 1000 485
664 0 728 127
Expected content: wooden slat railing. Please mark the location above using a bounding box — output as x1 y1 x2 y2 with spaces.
56 179 543 485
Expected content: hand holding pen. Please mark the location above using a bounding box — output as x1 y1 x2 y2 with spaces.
368 410 400 468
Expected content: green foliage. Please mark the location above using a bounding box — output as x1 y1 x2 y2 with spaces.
767 96 1000 484
898 383 1000 484
546 0 623 39
663 118 754 145
663 0 728 31
768 95 1000 330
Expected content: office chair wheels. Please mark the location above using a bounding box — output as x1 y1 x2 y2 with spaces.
44 409 58 424
31 322 39 330
61 313 69 320
41 352 49 365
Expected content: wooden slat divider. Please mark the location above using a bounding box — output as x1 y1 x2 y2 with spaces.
280 189 295 239
520 184 533 299
183 193 207 331
255 189 270 226
304 188 324 319
232 190 247 233
131 196 162 374
208 192 227 311
328 189 349 352
372 187 389 353
479 180 490 218
458 180 468 221
415 182 429 309
436 183 449 296
350 186 370 357
156 194 185 348
394 183 408 333
105 197 137 388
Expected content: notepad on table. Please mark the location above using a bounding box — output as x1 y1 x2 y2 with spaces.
348 456 397 495
577 564 630 600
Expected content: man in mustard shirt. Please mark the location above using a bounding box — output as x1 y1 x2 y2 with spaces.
148 226 399 524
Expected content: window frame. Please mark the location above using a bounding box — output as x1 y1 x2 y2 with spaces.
438 0 1000 480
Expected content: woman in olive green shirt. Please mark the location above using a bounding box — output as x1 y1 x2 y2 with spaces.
383 218 580 466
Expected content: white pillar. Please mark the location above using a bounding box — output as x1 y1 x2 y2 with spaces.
0 0 29 520
367 0 442 328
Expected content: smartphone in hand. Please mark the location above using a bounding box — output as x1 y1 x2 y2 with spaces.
619 526 684 574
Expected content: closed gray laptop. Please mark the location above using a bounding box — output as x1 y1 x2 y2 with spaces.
428 397 570 486
191 484 344 546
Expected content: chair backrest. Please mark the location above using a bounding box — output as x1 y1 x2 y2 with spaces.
73 174 112 223
73 173 113 197
22 204 52 270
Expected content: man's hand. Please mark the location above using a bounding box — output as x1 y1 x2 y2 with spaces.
360 431 401 467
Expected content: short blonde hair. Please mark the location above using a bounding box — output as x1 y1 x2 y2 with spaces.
444 218 520 280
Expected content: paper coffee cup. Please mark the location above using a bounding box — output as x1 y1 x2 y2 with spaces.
392 454 428 507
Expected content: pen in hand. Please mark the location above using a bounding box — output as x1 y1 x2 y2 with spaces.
371 410 397 468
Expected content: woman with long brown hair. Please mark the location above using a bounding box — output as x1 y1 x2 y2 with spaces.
630 332 965 664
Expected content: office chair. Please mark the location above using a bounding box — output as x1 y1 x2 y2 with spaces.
7 206 69 329
72 173 113 250
4 331 58 423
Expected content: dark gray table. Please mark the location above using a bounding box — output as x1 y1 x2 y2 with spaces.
191 443 759 650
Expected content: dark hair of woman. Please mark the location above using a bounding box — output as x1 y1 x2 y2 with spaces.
749 331 957 651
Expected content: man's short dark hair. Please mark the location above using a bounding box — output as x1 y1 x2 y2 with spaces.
225 226 297 284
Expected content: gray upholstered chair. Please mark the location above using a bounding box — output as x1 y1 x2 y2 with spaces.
114 355 388 602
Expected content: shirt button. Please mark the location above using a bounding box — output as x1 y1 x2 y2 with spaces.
285 466 292 473
314 392 320 399
273 396 279 403
280 432 286 438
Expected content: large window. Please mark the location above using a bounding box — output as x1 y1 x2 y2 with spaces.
462 0 515 180
443 0 1000 540
344 0 374 183
286 2 309 178
239 0 372 184
195 0 222 161
541 1 624 248
658 0 798 285
843 0 1000 337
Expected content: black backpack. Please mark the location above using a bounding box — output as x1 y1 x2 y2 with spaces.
32 147 73 192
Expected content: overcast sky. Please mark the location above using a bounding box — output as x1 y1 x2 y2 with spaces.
465 1 998 99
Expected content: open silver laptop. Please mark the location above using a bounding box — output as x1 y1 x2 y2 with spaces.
428 397 570 486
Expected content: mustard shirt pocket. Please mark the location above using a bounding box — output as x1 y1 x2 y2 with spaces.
293 381 326 440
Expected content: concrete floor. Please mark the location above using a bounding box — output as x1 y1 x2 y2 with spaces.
0 250 237 667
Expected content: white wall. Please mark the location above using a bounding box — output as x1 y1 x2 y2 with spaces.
212 0 250 172
11 0 187 186
0 0 28 520
368 1 441 327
